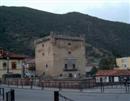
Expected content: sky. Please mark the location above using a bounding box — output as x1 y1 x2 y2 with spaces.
1 0 130 23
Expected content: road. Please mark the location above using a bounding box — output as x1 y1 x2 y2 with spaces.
2 86 130 101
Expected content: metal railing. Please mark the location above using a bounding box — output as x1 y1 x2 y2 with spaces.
59 93 75 101
0 88 4 100
2 78 130 93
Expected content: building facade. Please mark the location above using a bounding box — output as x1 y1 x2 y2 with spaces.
35 34 86 78
96 69 130 83
24 58 36 77
0 48 26 79
116 57 130 69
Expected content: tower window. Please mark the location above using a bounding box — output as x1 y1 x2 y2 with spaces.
45 64 48 68
42 53 44 56
68 51 71 54
68 43 71 45
42 44 44 47
64 64 67 69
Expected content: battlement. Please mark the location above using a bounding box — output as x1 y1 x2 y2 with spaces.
34 32 85 45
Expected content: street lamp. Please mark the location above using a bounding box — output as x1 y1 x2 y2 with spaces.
22 62 25 78
6 52 10 74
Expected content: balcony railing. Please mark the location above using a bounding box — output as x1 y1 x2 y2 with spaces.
63 68 78 71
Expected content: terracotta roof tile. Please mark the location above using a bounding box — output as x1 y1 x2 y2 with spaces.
24 58 35 64
96 69 130 76
0 50 27 59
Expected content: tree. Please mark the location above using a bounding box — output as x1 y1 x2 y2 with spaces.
89 66 97 76
99 57 117 70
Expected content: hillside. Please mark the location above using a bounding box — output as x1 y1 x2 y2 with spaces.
0 6 130 58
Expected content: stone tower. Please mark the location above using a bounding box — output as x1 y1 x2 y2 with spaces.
35 33 86 78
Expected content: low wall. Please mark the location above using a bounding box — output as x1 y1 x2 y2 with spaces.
2 78 96 89
40 79 96 89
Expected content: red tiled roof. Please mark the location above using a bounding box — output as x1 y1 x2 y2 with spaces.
96 69 130 77
24 58 35 64
0 50 27 59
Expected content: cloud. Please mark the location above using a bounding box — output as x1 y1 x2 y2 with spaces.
83 1 130 23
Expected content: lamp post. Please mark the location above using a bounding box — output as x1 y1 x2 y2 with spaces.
22 62 25 78
6 52 10 74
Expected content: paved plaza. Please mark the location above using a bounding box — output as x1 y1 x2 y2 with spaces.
1 85 130 101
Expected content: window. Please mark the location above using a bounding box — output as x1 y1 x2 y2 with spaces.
3 62 7 70
68 43 71 45
72 64 76 69
64 64 67 69
59 74 62 77
68 51 71 54
68 73 73 77
42 44 44 47
45 64 48 68
42 53 44 56
3 62 7 67
11 62 16 70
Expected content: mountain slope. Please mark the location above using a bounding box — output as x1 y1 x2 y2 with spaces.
0 6 130 57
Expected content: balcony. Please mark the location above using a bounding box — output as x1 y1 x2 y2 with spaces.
63 68 78 72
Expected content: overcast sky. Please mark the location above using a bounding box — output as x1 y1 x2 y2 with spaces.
1 0 130 23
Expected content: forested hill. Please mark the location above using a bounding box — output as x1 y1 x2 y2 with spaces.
0 6 130 57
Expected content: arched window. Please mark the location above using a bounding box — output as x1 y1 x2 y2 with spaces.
45 64 48 68
42 53 44 56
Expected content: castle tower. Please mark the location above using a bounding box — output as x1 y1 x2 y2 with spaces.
35 33 86 78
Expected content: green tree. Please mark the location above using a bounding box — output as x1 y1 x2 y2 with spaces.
89 66 97 76
99 57 117 70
